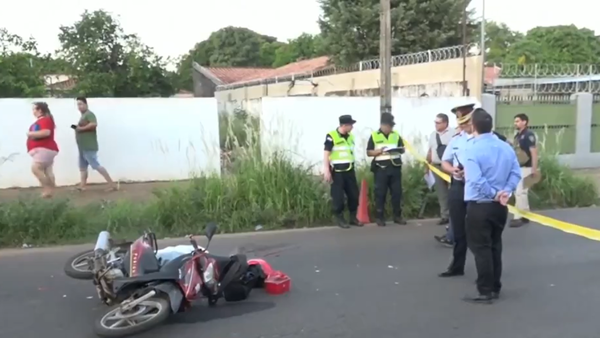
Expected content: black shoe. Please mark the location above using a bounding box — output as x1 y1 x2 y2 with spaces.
438 218 449 225
336 215 350 229
510 218 528 228
491 291 500 299
434 235 454 248
376 219 386 227
349 215 364 227
393 217 407 225
438 270 464 278
462 293 493 304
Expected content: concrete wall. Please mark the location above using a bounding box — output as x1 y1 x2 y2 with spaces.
0 98 221 188
216 56 483 106
259 96 481 173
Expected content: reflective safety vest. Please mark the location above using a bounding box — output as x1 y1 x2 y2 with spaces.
371 131 402 166
328 130 355 172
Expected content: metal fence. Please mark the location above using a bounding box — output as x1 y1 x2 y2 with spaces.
216 44 479 91
489 63 600 155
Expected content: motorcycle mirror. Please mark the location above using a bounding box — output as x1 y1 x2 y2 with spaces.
204 222 218 248
188 235 199 251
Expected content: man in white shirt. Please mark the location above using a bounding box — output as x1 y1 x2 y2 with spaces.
426 113 456 226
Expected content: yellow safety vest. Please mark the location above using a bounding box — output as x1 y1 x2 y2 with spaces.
328 130 355 172
371 131 402 166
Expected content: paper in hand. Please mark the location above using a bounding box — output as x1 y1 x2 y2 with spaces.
382 146 404 153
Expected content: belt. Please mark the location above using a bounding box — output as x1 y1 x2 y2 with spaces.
467 200 500 205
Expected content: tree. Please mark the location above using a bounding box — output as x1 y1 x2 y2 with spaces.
318 0 475 66
0 29 46 97
272 33 326 67
175 27 281 91
472 21 523 64
504 25 600 64
58 10 175 97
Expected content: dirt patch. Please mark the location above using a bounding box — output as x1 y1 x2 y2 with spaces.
0 181 189 207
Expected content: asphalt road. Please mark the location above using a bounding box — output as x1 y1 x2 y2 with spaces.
2 208 600 338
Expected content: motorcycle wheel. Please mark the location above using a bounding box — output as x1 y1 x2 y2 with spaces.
93 296 171 338
63 243 131 280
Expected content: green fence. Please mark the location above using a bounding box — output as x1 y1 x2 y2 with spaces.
495 102 577 155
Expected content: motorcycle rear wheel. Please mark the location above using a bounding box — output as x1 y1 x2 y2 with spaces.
64 242 131 280
93 296 171 338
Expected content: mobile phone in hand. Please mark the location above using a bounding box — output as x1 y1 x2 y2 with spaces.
70 124 77 130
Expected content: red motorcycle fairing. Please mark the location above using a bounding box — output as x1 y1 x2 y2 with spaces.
247 258 274 277
123 237 161 277
178 256 204 300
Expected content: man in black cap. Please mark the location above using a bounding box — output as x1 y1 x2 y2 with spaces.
323 115 363 229
366 113 406 226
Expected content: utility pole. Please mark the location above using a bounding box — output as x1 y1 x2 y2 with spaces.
379 0 392 117
461 0 468 96
480 0 486 94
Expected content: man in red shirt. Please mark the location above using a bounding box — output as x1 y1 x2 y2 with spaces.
27 102 59 197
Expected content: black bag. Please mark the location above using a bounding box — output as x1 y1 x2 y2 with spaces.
435 133 447 160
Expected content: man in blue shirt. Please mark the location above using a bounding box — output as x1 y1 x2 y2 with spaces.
463 109 521 304
437 102 476 278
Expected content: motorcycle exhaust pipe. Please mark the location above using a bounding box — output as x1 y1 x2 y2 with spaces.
121 290 156 311
94 231 111 253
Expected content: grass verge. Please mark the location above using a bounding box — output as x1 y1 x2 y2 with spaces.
0 111 597 247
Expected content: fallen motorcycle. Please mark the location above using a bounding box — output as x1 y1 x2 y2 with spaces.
89 223 290 338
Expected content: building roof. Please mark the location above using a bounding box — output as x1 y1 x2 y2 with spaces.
204 56 330 85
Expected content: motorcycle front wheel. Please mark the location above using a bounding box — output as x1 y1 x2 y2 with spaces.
93 296 171 338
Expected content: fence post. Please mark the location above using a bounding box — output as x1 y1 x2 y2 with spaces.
481 93 497 124
574 93 593 156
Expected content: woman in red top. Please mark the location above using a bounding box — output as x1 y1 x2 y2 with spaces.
27 102 59 198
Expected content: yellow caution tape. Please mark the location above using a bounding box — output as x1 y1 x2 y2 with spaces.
403 141 600 241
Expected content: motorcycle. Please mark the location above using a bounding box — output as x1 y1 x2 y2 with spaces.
90 223 288 338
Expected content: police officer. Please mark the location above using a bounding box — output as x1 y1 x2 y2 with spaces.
366 113 406 226
437 102 476 278
511 113 538 228
323 115 363 229
462 109 521 303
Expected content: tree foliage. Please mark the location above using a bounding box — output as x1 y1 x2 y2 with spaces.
0 29 46 97
175 27 327 91
472 21 523 64
502 25 600 64
58 10 175 97
318 0 474 66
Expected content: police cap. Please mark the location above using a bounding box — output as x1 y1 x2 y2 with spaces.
339 115 357 125
451 100 478 125
380 112 395 126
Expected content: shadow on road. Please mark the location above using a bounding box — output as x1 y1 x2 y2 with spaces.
167 301 276 324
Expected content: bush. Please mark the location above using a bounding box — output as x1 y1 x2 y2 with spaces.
0 114 596 247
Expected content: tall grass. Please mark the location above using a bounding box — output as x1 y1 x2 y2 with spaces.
0 112 596 247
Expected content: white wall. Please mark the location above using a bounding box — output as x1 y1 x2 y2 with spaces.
0 98 220 188
260 97 479 173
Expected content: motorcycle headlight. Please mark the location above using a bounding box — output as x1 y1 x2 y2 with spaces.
203 262 215 286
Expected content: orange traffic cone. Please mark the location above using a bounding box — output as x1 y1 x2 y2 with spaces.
357 179 371 224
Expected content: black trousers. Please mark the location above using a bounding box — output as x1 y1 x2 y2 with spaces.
331 169 359 215
448 180 467 272
373 165 402 219
466 201 508 295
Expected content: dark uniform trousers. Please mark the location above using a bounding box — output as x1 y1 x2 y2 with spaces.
448 179 468 272
331 169 360 215
373 164 402 218
466 201 508 295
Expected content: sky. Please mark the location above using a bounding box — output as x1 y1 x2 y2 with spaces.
1 0 597 63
